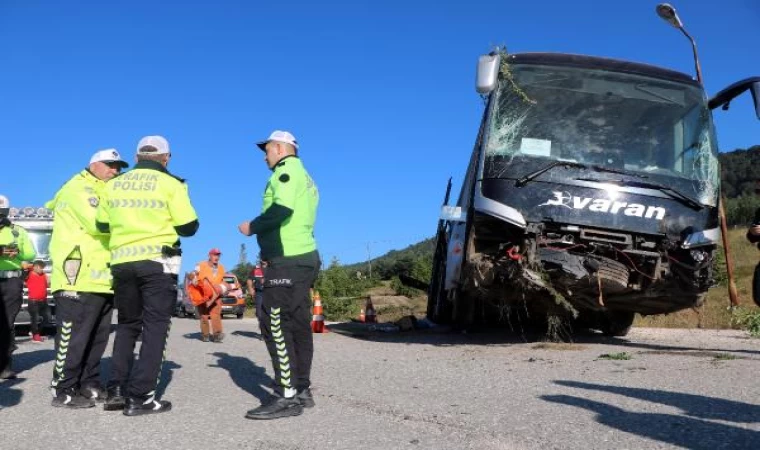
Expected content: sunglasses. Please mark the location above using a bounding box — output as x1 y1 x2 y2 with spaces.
104 162 124 170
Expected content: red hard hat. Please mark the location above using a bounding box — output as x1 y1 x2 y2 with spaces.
209 248 221 255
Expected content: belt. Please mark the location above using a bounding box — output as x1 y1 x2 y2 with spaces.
0 270 23 279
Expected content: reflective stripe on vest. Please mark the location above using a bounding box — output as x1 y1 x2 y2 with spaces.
89 269 111 281
111 244 163 261
108 199 167 209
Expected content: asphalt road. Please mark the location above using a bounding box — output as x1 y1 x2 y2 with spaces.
1 317 759 450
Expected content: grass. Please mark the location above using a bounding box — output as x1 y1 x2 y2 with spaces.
375 297 428 322
713 353 739 361
532 342 587 351
597 352 633 361
635 228 760 331
730 308 760 337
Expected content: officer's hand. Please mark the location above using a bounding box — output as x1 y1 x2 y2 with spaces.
238 221 252 236
750 225 760 236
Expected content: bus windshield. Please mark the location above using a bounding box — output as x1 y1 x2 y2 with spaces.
485 63 719 205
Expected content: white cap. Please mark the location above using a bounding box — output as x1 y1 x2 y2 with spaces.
256 130 299 151
89 148 128 168
137 135 170 155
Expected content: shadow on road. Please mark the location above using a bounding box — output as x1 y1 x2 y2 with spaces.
157 361 182 398
602 339 760 357
554 380 760 424
99 357 180 398
0 378 24 409
13 349 55 374
183 332 203 341
326 322 542 346
541 394 758 449
327 322 760 356
230 330 262 341
209 352 272 403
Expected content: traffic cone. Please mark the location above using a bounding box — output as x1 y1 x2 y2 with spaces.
311 290 325 333
365 298 377 324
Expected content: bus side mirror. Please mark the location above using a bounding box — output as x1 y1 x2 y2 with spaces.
476 53 500 95
708 77 760 120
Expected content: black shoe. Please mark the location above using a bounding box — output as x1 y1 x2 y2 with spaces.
212 332 225 343
81 385 106 403
0 368 17 380
103 386 126 411
51 390 96 409
123 396 172 416
245 396 303 420
297 388 315 408
201 335 210 342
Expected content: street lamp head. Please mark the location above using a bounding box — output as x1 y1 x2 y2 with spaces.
656 3 683 29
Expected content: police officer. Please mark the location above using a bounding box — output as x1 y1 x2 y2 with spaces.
238 130 320 420
97 136 199 416
0 195 36 379
46 149 128 408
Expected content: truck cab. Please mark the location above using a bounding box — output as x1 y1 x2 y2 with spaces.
9 206 55 329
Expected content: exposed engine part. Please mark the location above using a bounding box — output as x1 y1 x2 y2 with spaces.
460 218 715 320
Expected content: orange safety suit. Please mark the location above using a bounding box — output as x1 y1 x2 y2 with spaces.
195 260 226 338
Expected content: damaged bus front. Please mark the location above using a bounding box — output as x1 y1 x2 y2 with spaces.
429 51 760 336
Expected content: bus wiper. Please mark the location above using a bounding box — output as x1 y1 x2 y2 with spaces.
575 177 704 210
515 160 642 187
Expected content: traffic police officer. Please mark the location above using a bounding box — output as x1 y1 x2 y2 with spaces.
0 195 36 379
238 130 320 420
46 149 128 408
97 136 199 416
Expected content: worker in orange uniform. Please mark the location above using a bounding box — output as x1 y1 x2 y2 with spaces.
194 249 226 343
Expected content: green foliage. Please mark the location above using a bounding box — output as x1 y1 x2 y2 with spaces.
731 308 760 337
713 246 727 287
597 352 632 361
344 238 435 281
723 195 760 226
314 257 377 320
719 145 760 200
497 47 535 105
230 262 254 288
718 145 760 226
390 276 417 297
322 296 361 321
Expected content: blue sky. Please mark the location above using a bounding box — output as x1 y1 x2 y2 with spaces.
1 0 758 271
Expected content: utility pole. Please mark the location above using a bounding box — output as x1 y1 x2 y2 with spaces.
366 242 372 280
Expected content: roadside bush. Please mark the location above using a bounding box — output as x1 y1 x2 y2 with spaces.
390 276 424 298
713 247 727 287
323 296 361 321
732 308 760 337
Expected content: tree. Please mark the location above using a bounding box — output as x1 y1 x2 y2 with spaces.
238 243 248 266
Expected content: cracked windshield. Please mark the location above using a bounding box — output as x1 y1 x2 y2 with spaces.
485 64 719 205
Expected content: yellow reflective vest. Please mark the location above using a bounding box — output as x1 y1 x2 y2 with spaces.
96 161 198 265
0 223 35 271
46 169 112 293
